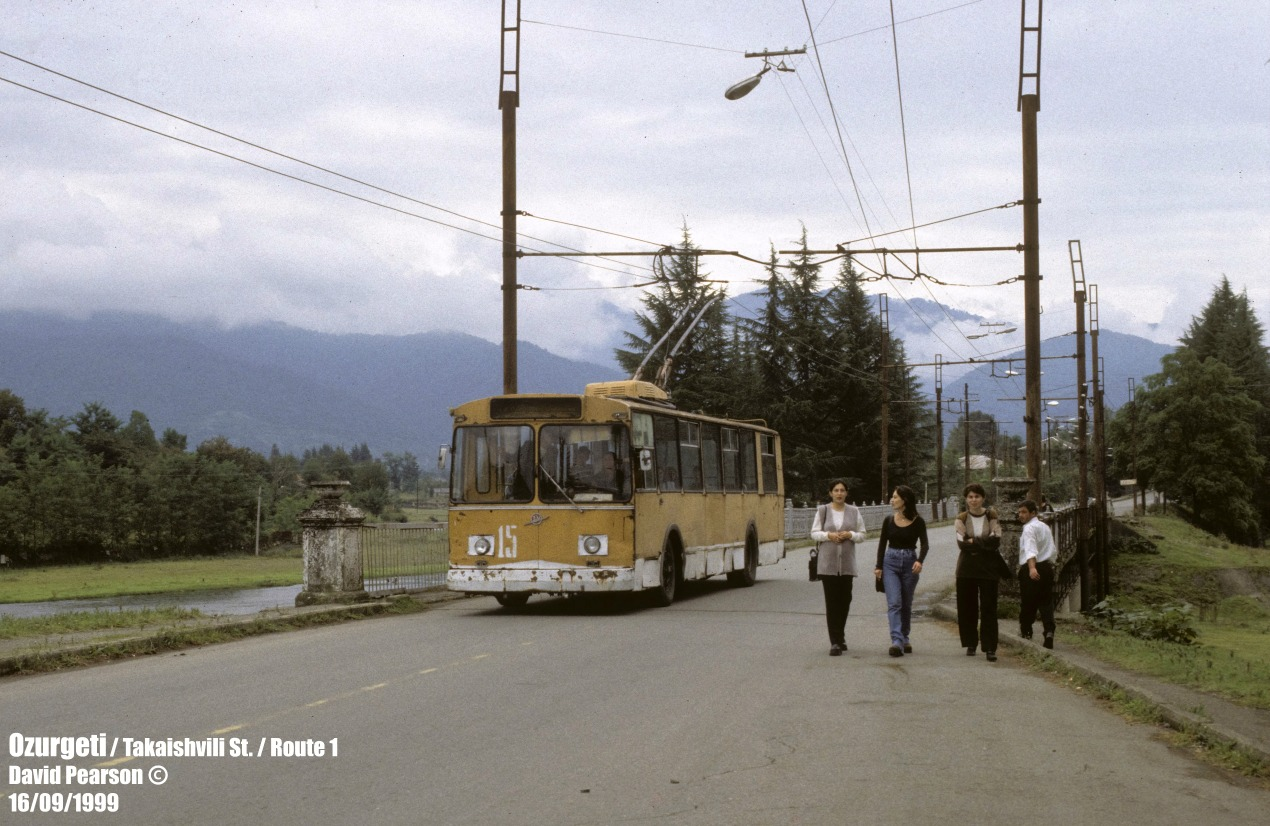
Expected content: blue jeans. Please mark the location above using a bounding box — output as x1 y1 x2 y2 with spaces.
883 548 920 647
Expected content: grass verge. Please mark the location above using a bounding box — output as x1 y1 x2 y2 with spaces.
0 607 205 640
1062 620 1270 709
0 596 431 678
1017 646 1270 781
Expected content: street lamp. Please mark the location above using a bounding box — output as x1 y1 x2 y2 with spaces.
967 323 1018 340
724 48 806 100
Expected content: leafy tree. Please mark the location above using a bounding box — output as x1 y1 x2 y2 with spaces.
350 460 390 515
70 402 128 469
120 411 159 466
196 436 269 476
161 428 188 452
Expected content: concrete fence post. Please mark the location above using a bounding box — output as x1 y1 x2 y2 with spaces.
296 481 369 606
993 476 1034 600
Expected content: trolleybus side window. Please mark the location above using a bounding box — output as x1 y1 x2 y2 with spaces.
653 415 680 490
450 425 534 503
701 422 722 491
760 433 778 493
632 412 657 491
679 420 702 491
721 427 740 491
740 430 758 492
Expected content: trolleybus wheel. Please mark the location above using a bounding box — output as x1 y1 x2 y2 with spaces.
727 531 759 587
649 543 680 607
495 593 530 608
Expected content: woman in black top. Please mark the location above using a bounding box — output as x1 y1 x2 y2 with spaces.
873 485 929 657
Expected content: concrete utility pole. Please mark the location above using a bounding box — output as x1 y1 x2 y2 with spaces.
935 355 945 518
1070 240 1091 609
1019 0 1044 503
1090 284 1108 599
964 383 972 489
879 294 890 501
500 0 521 394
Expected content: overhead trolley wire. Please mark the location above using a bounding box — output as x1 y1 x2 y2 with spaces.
800 0 873 246
0 52 660 288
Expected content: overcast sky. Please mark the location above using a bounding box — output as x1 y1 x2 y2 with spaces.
4 1 1268 370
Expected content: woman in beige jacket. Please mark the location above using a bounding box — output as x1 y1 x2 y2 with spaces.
810 479 866 656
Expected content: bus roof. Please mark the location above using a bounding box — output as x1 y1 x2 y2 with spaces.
449 381 774 433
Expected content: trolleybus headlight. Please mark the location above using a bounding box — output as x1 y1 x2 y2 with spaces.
469 536 494 556
579 535 607 556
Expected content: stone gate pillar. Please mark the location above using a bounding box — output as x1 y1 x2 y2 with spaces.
296 481 368 606
993 477 1033 598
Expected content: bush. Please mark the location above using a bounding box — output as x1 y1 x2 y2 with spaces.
1088 597 1198 645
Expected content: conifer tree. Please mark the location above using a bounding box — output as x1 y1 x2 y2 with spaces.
614 225 730 412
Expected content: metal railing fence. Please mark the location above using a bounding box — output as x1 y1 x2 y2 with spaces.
785 498 958 539
1045 504 1100 609
360 524 448 595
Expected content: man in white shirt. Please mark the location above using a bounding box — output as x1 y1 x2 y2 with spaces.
1016 499 1057 649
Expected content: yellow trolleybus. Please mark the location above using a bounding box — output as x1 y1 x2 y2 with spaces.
443 380 784 607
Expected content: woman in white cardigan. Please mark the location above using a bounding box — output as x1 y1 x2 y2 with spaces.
810 479 867 656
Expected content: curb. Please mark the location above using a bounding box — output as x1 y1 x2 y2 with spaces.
929 601 1270 768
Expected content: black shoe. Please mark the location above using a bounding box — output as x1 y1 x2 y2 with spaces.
986 651 998 662
888 645 903 657
1020 629 1033 640
830 643 843 656
1043 633 1054 650
966 647 976 656
903 644 913 654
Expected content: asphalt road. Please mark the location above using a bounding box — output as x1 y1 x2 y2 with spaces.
3 522 1266 825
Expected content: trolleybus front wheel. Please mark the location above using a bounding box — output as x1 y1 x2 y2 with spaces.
649 543 680 607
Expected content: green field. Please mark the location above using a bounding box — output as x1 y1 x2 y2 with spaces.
0 553 304 604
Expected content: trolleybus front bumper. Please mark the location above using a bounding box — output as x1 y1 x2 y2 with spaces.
447 559 657 595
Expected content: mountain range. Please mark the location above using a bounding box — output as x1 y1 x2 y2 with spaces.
0 311 621 459
1 309 1173 457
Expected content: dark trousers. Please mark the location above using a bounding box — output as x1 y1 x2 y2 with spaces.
955 577 999 652
821 575 855 645
1018 561 1056 637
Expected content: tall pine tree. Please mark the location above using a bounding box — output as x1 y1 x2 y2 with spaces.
614 225 731 412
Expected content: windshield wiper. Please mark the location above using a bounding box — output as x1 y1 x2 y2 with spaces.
539 465 584 513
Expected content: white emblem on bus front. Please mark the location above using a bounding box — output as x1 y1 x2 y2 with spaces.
527 513 548 526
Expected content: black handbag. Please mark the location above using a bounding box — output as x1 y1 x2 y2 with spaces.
808 550 819 581
875 575 885 593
